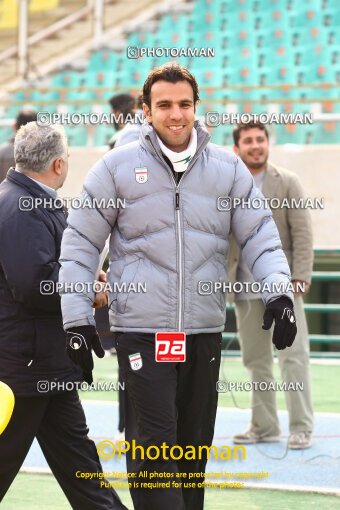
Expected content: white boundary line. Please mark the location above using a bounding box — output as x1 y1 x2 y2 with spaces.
79 401 340 418
221 357 340 366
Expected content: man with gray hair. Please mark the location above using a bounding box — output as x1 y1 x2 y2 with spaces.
0 122 127 509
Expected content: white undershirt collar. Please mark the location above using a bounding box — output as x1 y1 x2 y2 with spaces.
156 128 197 173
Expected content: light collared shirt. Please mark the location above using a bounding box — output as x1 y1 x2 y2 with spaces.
15 168 57 198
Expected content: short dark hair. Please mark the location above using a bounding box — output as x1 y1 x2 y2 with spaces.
109 93 136 116
15 110 37 130
233 121 269 146
142 62 199 108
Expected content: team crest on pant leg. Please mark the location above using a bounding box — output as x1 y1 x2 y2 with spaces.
129 352 143 371
134 167 148 183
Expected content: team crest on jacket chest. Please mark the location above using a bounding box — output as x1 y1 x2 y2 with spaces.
134 167 148 183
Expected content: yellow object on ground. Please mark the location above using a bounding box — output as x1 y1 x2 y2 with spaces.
0 381 15 435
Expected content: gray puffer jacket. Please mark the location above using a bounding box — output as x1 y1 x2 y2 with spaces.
59 120 292 334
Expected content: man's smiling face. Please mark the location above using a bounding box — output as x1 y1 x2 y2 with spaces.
143 80 196 153
234 127 269 174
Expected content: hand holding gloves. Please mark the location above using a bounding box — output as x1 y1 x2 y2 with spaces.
66 326 105 384
262 296 297 350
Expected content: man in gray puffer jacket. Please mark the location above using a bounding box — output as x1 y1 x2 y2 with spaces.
59 63 297 510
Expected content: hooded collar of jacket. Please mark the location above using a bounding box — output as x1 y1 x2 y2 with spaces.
139 120 211 168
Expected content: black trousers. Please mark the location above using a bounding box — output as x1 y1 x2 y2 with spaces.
0 390 127 510
115 332 222 510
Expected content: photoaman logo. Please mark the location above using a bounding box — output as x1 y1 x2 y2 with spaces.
97 439 246 461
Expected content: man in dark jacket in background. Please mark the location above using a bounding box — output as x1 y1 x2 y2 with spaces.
0 122 127 510
0 109 37 183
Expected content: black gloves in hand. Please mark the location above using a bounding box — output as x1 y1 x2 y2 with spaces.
66 326 105 384
262 296 297 350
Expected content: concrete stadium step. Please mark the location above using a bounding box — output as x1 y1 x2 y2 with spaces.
0 32 16 52
1 0 162 88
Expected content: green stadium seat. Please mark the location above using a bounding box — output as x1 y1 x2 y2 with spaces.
87 50 118 72
225 0 257 13
275 123 312 144
93 124 113 147
323 9 340 27
32 103 58 115
32 89 59 104
220 0 254 14
291 26 327 46
297 64 337 84
227 29 256 48
191 68 223 88
127 33 143 47
290 8 323 28
253 0 288 12
277 104 314 142
258 47 294 69
253 8 289 30
13 90 33 102
66 77 96 102
322 0 340 8
200 30 227 47
324 27 340 46
227 55 257 82
191 9 221 31
192 0 222 13
321 91 340 113
256 27 291 49
276 81 323 101
311 122 340 143
224 10 255 31
52 71 83 89
157 31 189 48
279 101 313 115
109 73 129 89
244 88 279 101
64 125 88 146
224 65 259 87
238 101 269 115
124 53 153 73
97 71 116 87
52 72 97 105
82 72 116 101
205 121 234 147
158 13 188 35
3 106 21 120
287 0 314 7
293 44 336 69
62 103 91 117
213 89 247 103
258 65 296 86
210 124 233 148
220 49 233 68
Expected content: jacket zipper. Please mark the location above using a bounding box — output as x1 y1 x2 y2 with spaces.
175 185 183 331
145 134 208 332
